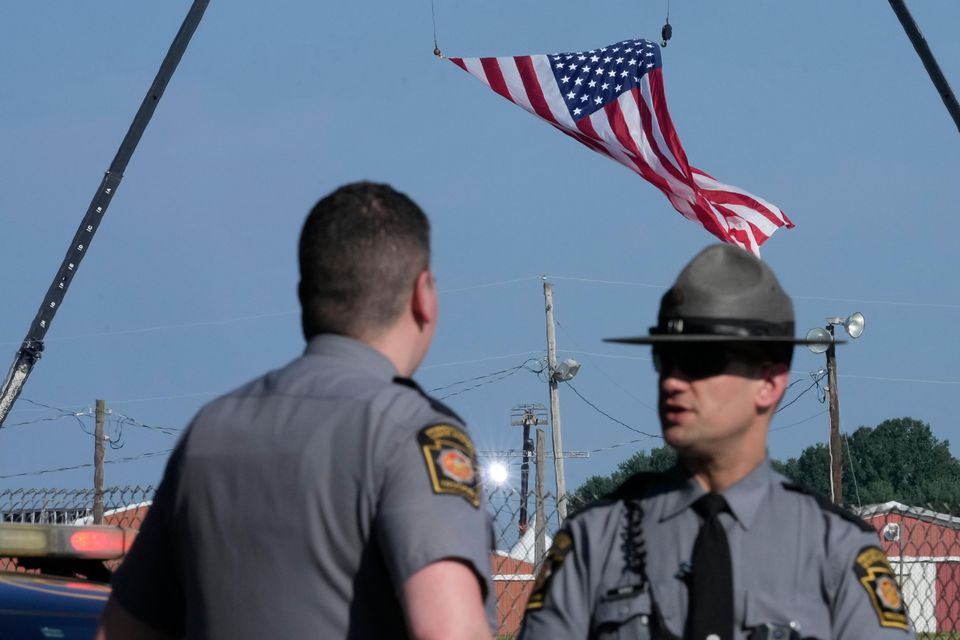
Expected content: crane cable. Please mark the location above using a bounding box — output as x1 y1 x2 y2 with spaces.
661 0 673 47
432 0 443 58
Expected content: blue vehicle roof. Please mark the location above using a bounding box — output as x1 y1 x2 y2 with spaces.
0 572 109 616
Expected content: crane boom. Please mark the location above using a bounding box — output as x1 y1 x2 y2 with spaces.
0 0 210 430
888 0 960 135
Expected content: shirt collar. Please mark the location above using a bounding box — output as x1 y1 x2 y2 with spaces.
658 458 775 531
304 334 398 381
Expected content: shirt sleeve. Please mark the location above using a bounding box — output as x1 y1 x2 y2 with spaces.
375 417 494 610
109 444 186 637
519 521 594 639
830 524 917 639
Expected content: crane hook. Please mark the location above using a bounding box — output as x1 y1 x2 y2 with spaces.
661 20 672 48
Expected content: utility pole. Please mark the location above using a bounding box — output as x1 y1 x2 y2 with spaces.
93 399 106 524
534 428 547 569
826 326 843 505
543 279 567 523
511 404 547 535
807 313 864 506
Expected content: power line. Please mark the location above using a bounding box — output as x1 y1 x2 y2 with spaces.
108 391 220 405
549 275 960 310
843 431 862 509
0 449 173 479
436 361 542 400
439 277 539 294
428 360 540 394
0 311 298 347
1 398 91 430
792 294 960 310
587 437 650 454
836 373 960 386
563 381 661 438
769 410 829 433
421 350 544 370
554 319 656 411
111 412 183 437
775 371 827 414
559 349 650 362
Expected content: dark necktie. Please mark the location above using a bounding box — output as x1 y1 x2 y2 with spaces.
685 493 734 640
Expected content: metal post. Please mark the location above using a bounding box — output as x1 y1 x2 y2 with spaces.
93 399 106 524
534 429 547 569
518 419 532 535
543 280 567 523
826 326 843 505
888 0 960 135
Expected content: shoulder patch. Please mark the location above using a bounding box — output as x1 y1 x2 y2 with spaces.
417 424 480 508
526 530 574 611
782 482 875 533
853 545 910 630
394 376 464 423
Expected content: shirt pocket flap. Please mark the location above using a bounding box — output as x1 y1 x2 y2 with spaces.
745 590 829 640
593 588 654 631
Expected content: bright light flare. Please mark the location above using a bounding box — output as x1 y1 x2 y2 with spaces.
487 462 509 485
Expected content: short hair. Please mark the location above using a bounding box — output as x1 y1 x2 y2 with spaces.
298 182 430 340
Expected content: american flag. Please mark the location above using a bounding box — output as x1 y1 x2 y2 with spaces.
450 38 793 255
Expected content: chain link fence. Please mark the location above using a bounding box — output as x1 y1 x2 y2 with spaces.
3 487 959 637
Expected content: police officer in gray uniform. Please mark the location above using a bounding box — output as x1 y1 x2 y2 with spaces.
520 244 915 640
98 182 494 640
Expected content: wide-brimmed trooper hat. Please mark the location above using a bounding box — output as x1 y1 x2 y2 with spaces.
605 244 839 346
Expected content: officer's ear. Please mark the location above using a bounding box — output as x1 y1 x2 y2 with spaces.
755 363 790 413
410 269 437 330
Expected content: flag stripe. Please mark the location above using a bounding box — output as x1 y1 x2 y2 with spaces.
692 170 794 228
645 69 692 174
514 56 555 123
629 85 692 188
450 38 792 256
497 57 536 115
480 57 513 103
518 56 616 157
604 96 694 203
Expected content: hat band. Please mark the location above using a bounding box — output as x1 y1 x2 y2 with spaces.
651 317 795 338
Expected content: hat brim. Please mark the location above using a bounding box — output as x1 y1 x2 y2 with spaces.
604 335 846 345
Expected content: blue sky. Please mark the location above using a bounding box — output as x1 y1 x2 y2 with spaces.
1 1 959 503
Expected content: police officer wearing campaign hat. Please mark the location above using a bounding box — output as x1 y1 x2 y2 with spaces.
519 244 915 640
98 182 494 639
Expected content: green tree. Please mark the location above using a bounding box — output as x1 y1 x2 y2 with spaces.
568 446 676 512
574 418 960 511
776 417 960 507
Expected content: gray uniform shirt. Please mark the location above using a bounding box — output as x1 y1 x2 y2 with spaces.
112 335 495 639
521 460 915 640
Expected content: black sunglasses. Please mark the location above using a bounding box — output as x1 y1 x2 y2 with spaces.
652 344 766 379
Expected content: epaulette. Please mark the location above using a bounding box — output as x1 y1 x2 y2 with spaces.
568 471 664 518
392 376 464 423
608 471 664 502
782 482 875 533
